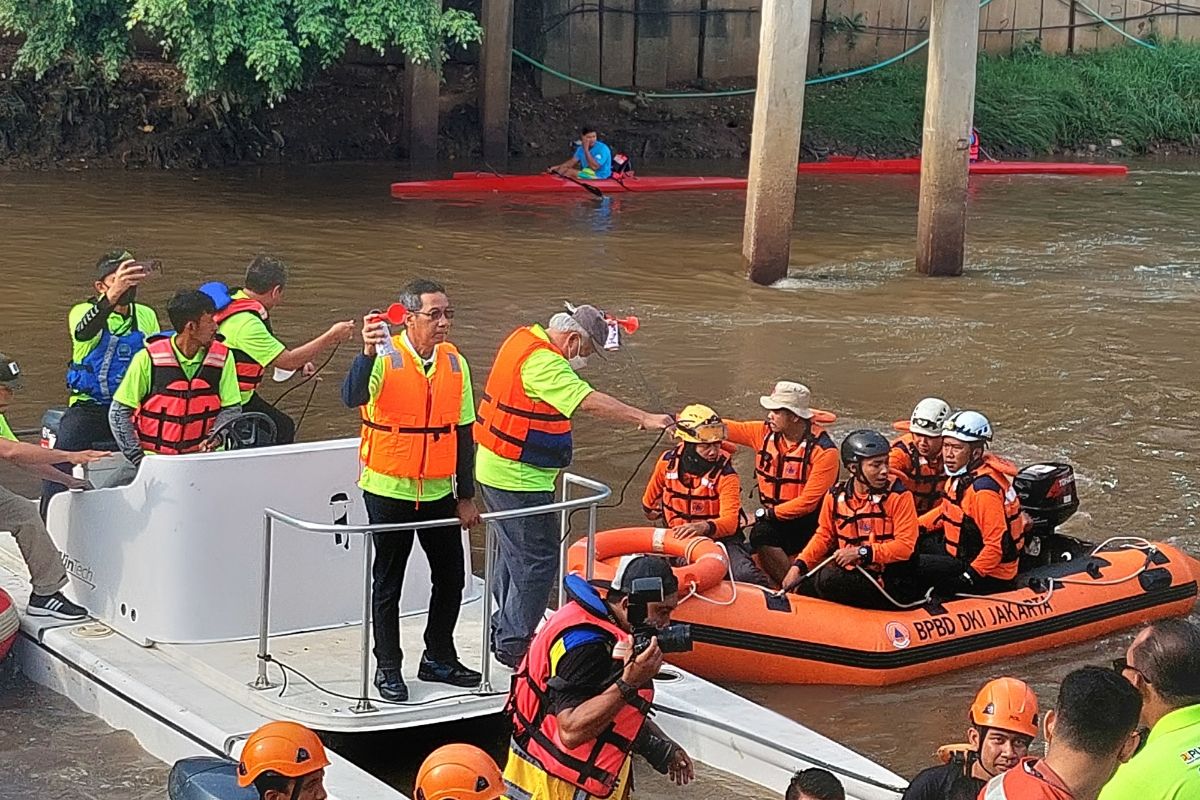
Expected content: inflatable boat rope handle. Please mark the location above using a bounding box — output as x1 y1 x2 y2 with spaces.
771 554 839 598
681 540 739 607
853 566 940 610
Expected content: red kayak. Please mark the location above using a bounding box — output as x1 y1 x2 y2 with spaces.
391 159 1127 197
796 157 1128 176
390 172 747 198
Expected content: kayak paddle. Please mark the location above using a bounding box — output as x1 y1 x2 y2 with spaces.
549 168 604 198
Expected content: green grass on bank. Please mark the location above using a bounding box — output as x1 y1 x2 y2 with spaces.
803 41 1200 155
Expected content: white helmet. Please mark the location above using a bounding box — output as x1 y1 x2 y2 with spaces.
910 397 951 437
942 410 993 443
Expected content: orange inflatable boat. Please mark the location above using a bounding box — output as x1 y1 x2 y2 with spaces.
567 464 1200 686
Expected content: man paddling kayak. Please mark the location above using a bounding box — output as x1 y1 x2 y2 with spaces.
550 126 612 180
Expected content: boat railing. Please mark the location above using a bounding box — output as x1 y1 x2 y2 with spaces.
255 473 610 711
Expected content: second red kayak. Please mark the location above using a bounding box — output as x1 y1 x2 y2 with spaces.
796 157 1128 176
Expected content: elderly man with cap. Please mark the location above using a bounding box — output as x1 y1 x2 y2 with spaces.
1 354 108 620
724 381 840 586
42 251 162 515
475 304 673 668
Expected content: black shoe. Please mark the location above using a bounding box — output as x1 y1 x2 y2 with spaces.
27 592 88 621
373 667 409 702
418 655 482 688
491 649 522 670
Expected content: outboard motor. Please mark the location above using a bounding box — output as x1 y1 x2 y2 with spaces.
1015 463 1079 566
168 757 256 800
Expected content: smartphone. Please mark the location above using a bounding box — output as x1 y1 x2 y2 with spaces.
129 259 163 275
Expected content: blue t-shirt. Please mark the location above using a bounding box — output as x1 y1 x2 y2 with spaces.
574 141 612 179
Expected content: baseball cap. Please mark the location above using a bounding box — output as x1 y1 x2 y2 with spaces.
0 354 24 390
611 555 679 596
96 250 134 280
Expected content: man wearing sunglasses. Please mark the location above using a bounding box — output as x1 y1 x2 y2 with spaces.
343 278 482 702
1099 619 1200 800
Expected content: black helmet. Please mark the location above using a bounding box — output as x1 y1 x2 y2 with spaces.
840 430 890 465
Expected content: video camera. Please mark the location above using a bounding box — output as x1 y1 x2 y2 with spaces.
626 576 693 656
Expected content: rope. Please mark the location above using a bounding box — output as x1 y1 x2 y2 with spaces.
513 0 997 99
680 540 739 607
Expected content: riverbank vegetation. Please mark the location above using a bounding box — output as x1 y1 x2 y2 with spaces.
805 41 1200 156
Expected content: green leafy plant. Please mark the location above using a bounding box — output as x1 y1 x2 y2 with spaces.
0 0 482 104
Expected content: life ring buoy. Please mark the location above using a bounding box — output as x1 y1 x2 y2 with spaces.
0 588 18 661
567 527 730 594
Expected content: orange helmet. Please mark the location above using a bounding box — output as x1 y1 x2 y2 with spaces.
415 743 504 800
237 721 331 787
970 677 1040 738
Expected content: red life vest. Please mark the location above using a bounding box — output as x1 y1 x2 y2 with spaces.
213 296 271 394
940 454 1028 580
970 129 981 163
890 433 944 514
476 326 573 468
982 758 1074 800
754 426 836 508
359 340 464 481
657 445 735 527
508 589 653 798
133 336 230 455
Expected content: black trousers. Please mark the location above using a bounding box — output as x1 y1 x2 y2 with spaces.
40 403 116 518
365 492 465 669
802 557 920 610
917 554 1016 597
244 392 295 445
748 510 820 556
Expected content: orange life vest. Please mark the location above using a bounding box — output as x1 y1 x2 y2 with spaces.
828 478 906 548
890 433 944 514
476 327 573 468
941 454 1028 580
213 296 271 394
755 426 836 508
359 340 464 480
133 336 229 455
656 445 736 528
981 758 1074 800
508 581 653 798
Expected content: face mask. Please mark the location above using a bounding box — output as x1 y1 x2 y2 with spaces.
679 444 713 476
116 286 137 306
567 337 589 371
945 463 968 477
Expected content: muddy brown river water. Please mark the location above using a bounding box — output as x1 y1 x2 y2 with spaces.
1 159 1198 798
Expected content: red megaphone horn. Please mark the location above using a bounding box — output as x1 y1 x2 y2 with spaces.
368 303 408 325
606 314 639 334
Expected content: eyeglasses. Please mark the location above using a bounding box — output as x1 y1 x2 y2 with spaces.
411 308 455 321
1111 657 1147 682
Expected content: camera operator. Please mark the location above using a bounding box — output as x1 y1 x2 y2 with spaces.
505 555 694 800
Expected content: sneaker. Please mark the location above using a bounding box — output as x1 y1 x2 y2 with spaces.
373 667 409 702
27 592 88 621
418 655 482 688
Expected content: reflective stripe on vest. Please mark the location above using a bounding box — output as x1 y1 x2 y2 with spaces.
754 427 833 507
475 327 573 469
828 480 906 561
507 599 653 797
359 340 463 480
65 305 147 404
133 337 229 455
213 297 271 393
890 434 943 514
941 455 1028 578
657 446 731 526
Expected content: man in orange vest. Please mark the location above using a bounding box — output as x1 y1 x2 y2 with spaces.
981 667 1142 800
342 278 482 702
916 410 1029 597
109 290 243 466
641 404 766 585
504 556 692 800
781 430 919 609
475 304 673 668
890 398 951 517
215 256 355 445
724 381 840 587
903 677 1040 800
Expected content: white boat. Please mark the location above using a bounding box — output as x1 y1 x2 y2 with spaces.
0 438 906 799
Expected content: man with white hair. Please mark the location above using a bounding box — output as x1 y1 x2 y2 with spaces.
475 304 673 668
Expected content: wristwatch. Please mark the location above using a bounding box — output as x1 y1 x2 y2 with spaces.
614 678 640 703
857 546 872 564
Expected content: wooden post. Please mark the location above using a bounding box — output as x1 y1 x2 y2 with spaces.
742 0 813 286
404 57 440 161
479 0 514 165
915 0 981 277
